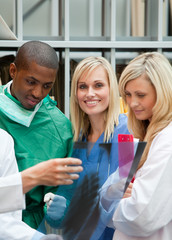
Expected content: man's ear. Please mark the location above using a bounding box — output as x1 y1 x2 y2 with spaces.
9 63 17 79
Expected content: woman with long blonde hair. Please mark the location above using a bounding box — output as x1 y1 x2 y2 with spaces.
100 52 172 240
70 56 129 240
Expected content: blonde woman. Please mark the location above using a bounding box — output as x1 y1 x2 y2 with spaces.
100 52 172 240
70 56 129 240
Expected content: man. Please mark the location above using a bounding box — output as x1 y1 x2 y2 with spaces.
0 40 79 230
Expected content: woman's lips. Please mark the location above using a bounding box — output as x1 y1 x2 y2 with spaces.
133 109 143 115
84 100 100 106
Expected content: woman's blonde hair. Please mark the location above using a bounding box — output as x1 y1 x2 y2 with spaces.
119 52 172 168
70 56 120 142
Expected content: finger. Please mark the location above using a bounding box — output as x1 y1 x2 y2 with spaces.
53 165 83 174
64 165 83 173
54 158 82 166
125 188 132 194
123 193 131 198
47 172 79 185
55 179 74 185
69 173 80 179
43 171 81 186
58 172 80 180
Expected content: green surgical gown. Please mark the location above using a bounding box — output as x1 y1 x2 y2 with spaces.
0 86 73 230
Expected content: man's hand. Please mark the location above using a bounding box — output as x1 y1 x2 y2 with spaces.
21 158 83 193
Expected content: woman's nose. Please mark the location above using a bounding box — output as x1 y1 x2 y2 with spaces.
130 98 139 108
86 87 95 97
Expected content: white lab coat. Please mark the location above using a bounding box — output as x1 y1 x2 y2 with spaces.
0 173 25 213
101 122 172 240
0 128 44 240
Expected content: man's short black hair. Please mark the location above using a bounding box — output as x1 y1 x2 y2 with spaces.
14 41 59 70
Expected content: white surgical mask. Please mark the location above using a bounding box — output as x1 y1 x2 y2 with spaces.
0 81 42 127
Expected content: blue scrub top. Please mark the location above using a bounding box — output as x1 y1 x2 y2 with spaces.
72 114 129 240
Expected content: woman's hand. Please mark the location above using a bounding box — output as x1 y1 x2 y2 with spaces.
123 182 133 198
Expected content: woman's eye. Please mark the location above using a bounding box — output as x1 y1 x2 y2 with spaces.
95 83 103 88
138 94 145 98
78 84 87 89
125 92 131 97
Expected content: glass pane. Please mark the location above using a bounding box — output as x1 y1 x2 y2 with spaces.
23 0 53 38
70 0 102 37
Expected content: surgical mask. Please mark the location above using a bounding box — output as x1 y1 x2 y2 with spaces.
0 81 42 127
